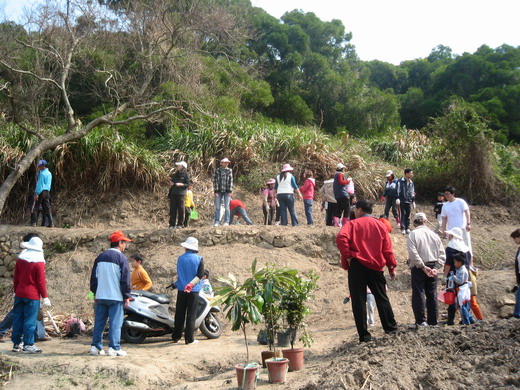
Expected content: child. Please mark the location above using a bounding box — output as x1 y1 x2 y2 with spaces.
200 270 214 298
511 228 520 319
183 185 195 227
301 170 316 225
378 214 393 233
262 179 278 225
451 253 474 325
130 254 153 291
433 192 445 232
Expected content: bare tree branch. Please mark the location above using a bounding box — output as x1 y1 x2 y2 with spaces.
0 60 61 89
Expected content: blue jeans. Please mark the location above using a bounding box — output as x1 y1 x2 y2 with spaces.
91 299 124 350
230 206 253 225
459 301 474 325
0 309 46 339
214 192 231 225
514 286 520 318
277 194 299 226
303 199 314 225
11 297 40 346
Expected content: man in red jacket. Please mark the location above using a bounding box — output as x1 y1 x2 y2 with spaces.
12 233 51 353
336 199 398 342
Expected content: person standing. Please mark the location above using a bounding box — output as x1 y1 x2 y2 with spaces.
183 185 195 228
319 178 337 226
262 179 278 225
213 158 233 226
172 237 204 344
511 228 520 319
168 161 190 229
382 170 399 224
129 254 153 291
89 231 132 356
11 233 51 353
336 199 398 342
333 163 351 227
396 168 415 234
31 160 53 227
301 169 316 225
407 213 446 327
275 164 301 226
441 186 472 254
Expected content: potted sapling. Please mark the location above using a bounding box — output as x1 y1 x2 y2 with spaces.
280 270 319 371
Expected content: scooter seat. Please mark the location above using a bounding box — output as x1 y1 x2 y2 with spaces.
132 290 171 304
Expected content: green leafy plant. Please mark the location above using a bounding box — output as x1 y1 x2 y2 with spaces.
280 270 319 349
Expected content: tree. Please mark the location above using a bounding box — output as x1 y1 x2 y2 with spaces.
0 0 248 216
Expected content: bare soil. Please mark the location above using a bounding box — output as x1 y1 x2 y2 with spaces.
0 192 519 390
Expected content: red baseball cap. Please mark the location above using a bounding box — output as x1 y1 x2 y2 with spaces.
109 231 132 243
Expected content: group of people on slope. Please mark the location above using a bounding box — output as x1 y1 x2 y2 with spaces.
336 197 520 343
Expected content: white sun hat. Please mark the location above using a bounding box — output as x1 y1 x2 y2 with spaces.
181 237 199 252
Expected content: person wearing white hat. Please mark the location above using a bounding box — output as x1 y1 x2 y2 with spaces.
440 186 472 254
172 237 204 344
168 162 191 229
407 213 445 327
275 164 301 226
11 233 51 353
213 158 233 226
381 170 399 224
333 163 351 227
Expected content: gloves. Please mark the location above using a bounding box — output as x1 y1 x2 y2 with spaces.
42 297 51 307
184 283 194 293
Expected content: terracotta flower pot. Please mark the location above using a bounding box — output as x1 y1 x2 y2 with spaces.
265 357 289 383
261 350 282 368
282 348 305 371
235 364 259 390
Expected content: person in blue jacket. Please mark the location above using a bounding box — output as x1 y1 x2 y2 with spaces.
172 237 204 344
31 160 53 227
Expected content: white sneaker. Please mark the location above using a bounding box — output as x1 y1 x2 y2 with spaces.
187 340 199 345
401 230 406 235
213 223 219 227
275 221 280 225
89 346 105 356
406 229 411 234
22 345 42 354
107 347 127 357
223 223 229 226
417 322 428 327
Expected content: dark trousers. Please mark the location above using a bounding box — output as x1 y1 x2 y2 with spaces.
172 290 199 343
384 197 398 219
335 197 350 219
183 207 192 227
169 195 186 227
32 191 52 226
411 267 438 325
325 203 337 226
400 202 412 231
348 259 397 342
262 204 275 225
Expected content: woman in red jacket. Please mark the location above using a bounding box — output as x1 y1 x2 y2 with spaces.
12 233 51 353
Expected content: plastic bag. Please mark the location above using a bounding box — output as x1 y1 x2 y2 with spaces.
190 208 199 220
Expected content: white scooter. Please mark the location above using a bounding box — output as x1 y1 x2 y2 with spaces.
121 282 221 343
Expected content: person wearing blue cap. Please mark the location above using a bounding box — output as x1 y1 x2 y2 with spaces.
30 160 53 227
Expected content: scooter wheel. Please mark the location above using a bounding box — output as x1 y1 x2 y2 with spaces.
121 321 147 343
199 313 222 339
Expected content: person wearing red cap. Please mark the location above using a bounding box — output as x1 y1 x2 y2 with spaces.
89 231 132 356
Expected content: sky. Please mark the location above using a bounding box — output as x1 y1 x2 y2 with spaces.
252 0 520 64
1 0 519 64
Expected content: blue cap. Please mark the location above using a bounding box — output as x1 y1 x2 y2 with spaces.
37 160 47 166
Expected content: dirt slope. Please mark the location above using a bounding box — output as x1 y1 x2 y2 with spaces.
0 200 519 390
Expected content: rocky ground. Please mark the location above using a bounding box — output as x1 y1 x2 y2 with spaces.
0 194 519 390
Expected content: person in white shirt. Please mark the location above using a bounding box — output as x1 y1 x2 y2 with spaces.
440 186 472 254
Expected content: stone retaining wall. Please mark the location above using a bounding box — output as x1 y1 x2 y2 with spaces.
0 227 341 279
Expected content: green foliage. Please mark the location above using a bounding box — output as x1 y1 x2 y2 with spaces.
370 128 431 163
280 270 319 349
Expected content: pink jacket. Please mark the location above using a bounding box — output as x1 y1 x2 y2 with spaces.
301 178 315 200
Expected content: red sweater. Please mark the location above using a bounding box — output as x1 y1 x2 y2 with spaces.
336 215 397 272
301 178 315 200
13 259 48 300
230 199 245 211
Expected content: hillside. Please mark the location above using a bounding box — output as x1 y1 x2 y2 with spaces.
0 195 518 389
